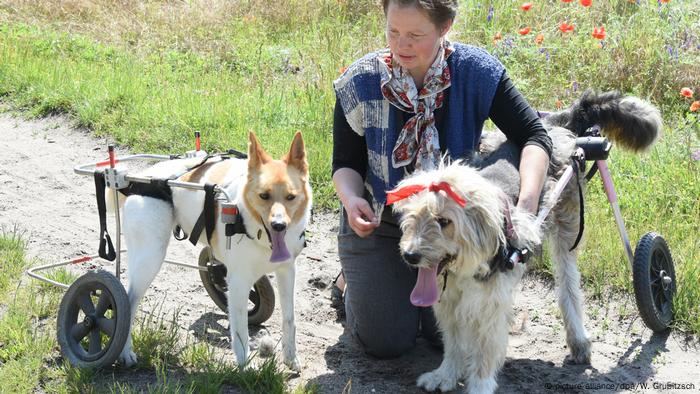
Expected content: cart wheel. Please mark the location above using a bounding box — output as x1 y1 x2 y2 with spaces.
632 232 675 333
198 247 276 325
56 270 131 369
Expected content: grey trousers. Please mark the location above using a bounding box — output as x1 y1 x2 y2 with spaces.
337 208 441 358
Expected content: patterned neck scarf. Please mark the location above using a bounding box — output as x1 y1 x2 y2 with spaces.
379 40 454 171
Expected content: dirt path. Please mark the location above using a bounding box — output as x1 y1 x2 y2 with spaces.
1 113 698 393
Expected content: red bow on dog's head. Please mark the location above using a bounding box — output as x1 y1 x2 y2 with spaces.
386 181 467 207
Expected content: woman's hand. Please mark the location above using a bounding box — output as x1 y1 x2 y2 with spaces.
333 168 380 238
344 195 379 237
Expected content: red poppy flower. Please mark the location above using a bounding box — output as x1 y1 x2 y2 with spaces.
559 22 575 33
521 2 533 11
690 101 700 112
592 26 606 40
660 0 670 3
681 87 694 98
519 26 531 35
580 0 592 6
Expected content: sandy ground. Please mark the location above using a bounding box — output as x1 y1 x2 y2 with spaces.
1 113 699 393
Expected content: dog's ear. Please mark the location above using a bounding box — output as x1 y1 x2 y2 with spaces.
283 131 308 174
248 131 272 170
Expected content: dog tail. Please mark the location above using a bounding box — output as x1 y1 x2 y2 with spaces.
545 90 662 152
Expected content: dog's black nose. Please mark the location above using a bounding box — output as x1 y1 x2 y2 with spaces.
271 222 287 232
402 251 422 265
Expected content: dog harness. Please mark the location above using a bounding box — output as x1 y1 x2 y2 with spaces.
93 144 310 265
92 150 244 260
474 195 531 282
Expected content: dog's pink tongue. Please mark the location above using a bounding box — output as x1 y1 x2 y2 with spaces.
269 230 291 263
410 265 439 307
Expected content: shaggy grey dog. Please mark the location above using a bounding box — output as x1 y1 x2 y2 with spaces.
389 91 662 394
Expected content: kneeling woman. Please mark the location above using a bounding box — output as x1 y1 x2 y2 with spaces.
332 0 551 358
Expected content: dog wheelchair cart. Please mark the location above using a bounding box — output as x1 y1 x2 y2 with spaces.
508 122 676 334
26 136 276 368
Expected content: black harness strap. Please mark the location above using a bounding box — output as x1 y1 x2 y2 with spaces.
569 159 586 251
93 172 116 261
475 194 538 281
585 161 599 182
203 183 217 242
189 183 218 246
475 242 507 282
117 178 174 203
189 207 206 245
226 214 252 240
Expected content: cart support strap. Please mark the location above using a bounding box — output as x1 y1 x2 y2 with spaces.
189 183 217 246
569 159 585 252
94 172 117 261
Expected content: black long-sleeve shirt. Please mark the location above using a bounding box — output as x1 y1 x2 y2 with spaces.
332 72 552 178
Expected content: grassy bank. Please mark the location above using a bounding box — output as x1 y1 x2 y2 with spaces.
0 232 312 393
0 0 697 335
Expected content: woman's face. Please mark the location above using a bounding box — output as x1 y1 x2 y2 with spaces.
385 2 451 80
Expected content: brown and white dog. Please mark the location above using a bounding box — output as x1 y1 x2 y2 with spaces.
113 132 311 371
389 91 662 393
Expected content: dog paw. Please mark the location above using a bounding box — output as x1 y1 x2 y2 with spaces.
467 376 497 394
566 337 592 364
284 356 301 372
118 348 138 367
417 369 457 392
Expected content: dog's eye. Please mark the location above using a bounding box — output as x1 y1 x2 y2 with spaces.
286 194 296 201
437 217 451 228
259 192 270 200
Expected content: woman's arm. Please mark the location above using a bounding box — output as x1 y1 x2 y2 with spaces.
489 72 552 215
516 145 549 214
332 100 379 237
333 168 379 237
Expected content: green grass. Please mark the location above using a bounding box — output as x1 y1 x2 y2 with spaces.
0 233 313 393
0 229 58 392
0 0 697 333
0 226 27 304
0 0 697 205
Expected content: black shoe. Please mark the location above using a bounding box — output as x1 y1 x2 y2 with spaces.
330 271 345 318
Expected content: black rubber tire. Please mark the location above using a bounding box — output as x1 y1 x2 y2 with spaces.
198 247 275 325
632 232 675 333
198 247 229 312
56 270 131 369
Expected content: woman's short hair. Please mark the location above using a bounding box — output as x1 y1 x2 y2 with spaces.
382 0 458 29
